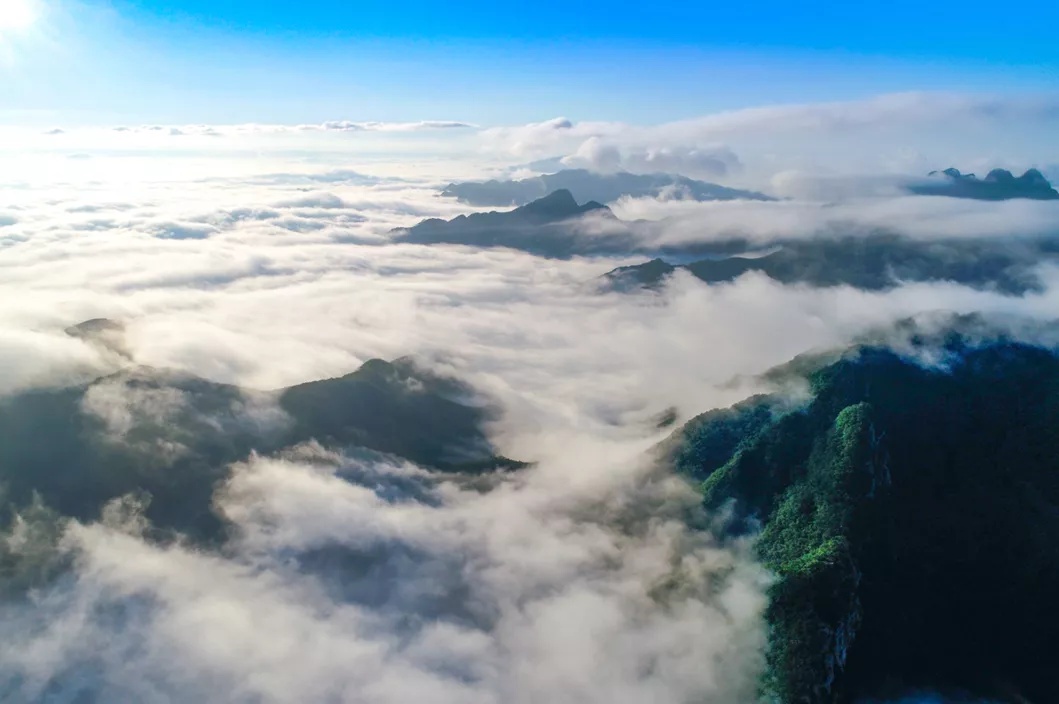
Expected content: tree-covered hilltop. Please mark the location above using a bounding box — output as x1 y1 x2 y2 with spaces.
665 337 1059 703
0 352 519 541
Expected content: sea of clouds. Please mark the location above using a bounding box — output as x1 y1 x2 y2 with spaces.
1 116 1058 702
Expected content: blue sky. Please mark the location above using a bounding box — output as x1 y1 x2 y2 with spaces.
3 0 1058 125
111 0 1056 56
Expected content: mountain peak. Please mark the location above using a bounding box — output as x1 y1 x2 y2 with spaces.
984 168 1015 183
914 167 1059 200
512 189 611 220
391 186 632 258
515 189 581 217
1021 168 1049 185
65 318 124 337
65 318 131 357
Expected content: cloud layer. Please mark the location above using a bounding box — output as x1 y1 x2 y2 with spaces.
11 90 1059 193
0 444 769 704
2 119 1059 702
483 92 1059 186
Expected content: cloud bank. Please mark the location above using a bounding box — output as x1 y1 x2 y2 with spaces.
482 92 1059 186
2 118 1059 702
10 91 1059 195
0 444 769 704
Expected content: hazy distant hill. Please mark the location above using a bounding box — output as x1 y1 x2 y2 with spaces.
393 188 639 257
908 167 1059 200
603 234 1054 295
402 188 1059 287
440 168 772 206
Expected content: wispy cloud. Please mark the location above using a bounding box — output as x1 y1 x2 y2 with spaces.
96 121 479 137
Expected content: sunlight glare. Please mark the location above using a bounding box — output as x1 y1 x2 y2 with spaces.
0 0 37 31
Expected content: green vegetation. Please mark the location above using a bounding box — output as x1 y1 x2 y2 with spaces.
668 339 1059 703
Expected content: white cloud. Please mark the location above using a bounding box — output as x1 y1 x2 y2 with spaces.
1 135 1059 702
769 170 914 200
559 138 742 179
487 92 1059 152
483 92 1059 185
561 136 624 172
0 426 770 704
658 92 1059 139
306 120 477 133
93 121 478 137
612 194 1059 246
82 375 189 439
5 91 1058 193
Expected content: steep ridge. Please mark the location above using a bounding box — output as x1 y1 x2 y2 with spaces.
663 333 1059 702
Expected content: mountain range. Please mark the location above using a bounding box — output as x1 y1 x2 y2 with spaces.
602 235 1056 295
397 187 1059 292
439 168 772 206
438 166 1059 207
908 168 1059 200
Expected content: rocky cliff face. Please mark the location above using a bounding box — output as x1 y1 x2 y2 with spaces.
665 337 1059 703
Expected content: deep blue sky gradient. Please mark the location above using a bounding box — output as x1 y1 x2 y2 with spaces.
5 0 1057 124
112 0 1058 62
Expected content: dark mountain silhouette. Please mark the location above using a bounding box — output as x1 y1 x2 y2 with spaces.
602 234 1054 295
663 329 1059 703
0 329 521 540
908 168 1059 200
64 317 131 357
440 168 772 206
393 189 638 257
279 357 505 469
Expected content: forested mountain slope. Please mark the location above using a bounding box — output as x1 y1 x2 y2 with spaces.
664 337 1059 703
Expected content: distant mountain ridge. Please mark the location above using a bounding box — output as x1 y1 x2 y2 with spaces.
402 186 1059 282
440 168 772 206
908 167 1059 200
393 188 639 257
602 234 1057 295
